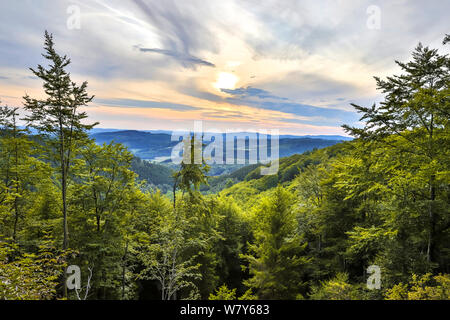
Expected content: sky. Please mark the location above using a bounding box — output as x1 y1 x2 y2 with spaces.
0 0 449 136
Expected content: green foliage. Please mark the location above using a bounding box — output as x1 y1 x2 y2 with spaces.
242 186 310 299
0 235 70 300
22 31 98 255
68 141 142 299
208 285 257 300
309 273 359 300
0 106 52 242
133 192 203 300
1 33 449 301
385 273 450 300
343 39 450 267
209 285 237 300
131 157 174 193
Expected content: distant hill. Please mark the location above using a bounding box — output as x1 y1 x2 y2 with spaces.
91 130 345 162
280 134 353 141
89 128 352 140
131 157 174 193
92 130 177 160
201 142 348 194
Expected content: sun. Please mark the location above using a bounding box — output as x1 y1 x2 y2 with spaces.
213 72 238 90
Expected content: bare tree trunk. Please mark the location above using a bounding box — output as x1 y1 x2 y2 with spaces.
427 175 436 263
173 182 177 210
62 166 68 249
60 128 68 298
13 197 19 241
12 117 19 242
426 113 436 264
122 241 128 300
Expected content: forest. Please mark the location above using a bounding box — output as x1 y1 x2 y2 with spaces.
0 32 449 300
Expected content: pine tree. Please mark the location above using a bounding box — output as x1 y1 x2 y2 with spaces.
444 34 450 45
23 31 98 252
243 186 310 299
172 134 209 208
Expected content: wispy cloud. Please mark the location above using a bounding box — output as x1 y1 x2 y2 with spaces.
221 86 287 100
137 47 215 68
131 0 219 57
95 98 197 111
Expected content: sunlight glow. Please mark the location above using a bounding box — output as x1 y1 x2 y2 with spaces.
213 72 239 90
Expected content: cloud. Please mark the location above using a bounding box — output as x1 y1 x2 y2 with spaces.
221 86 287 100
253 70 369 109
131 0 219 56
239 0 450 66
95 98 197 111
1 0 449 135
137 47 215 68
225 99 359 126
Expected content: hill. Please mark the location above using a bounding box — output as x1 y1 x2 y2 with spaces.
91 130 344 162
201 142 347 195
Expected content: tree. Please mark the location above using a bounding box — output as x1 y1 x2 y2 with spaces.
243 186 310 299
23 31 98 254
0 105 49 241
343 37 450 264
0 106 27 240
209 285 237 300
212 196 249 295
134 192 202 300
172 134 209 208
385 273 450 300
309 273 359 300
209 284 256 300
69 141 142 299
444 34 450 45
0 234 69 300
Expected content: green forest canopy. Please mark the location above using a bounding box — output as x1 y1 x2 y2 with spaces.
0 32 449 300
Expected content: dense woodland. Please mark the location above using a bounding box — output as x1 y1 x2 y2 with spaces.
0 32 449 300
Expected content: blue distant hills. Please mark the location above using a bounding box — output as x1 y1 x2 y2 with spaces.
90 129 352 162
89 128 353 141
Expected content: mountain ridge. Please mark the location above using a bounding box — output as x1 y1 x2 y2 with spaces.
90 129 350 161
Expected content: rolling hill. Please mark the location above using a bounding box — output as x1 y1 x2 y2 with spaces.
91 130 347 162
